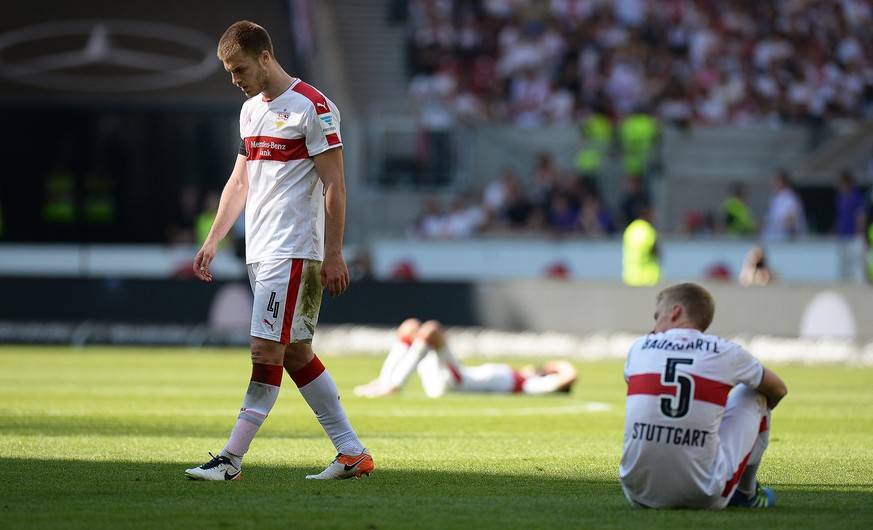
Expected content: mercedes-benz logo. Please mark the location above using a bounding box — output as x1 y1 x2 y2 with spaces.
0 19 220 92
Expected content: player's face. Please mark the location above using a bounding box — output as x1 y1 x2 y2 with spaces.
223 51 269 98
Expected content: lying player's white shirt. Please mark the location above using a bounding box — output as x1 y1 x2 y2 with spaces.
420 356 566 396
456 363 523 393
239 79 342 264
619 328 764 508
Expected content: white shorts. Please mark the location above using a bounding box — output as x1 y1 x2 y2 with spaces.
247 258 323 344
620 384 770 509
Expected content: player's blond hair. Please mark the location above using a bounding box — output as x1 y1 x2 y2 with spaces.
657 282 715 331
217 20 274 61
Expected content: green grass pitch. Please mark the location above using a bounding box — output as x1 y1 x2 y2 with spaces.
1 346 871 529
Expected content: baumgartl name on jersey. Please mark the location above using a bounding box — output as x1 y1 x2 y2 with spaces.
641 337 721 353
631 422 712 447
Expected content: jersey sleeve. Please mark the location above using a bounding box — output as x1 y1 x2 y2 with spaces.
238 138 247 156
728 341 765 388
302 99 342 157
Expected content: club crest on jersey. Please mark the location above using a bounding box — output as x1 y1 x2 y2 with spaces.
276 112 291 129
276 111 290 129
319 113 338 135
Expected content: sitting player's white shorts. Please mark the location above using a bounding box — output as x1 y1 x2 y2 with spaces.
247 258 322 344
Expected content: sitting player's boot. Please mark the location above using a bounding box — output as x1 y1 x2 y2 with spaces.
729 482 775 508
305 449 374 479
185 452 242 481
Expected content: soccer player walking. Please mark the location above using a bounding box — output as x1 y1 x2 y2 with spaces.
185 20 373 481
620 283 787 508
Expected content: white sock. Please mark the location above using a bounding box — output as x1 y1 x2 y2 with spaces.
292 355 364 455
435 344 463 383
223 364 283 464
378 337 413 383
382 338 430 389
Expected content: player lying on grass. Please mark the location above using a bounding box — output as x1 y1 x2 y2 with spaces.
619 282 788 509
354 318 578 398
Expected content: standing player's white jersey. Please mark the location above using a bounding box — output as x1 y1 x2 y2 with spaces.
239 79 342 264
619 328 764 508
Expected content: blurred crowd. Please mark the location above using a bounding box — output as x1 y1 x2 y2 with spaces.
407 151 621 238
406 151 873 242
395 0 873 251
395 0 873 129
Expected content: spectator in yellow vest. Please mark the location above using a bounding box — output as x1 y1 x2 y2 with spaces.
574 107 613 180
623 203 660 286
196 191 231 250
197 191 219 244
721 182 757 237
618 108 658 178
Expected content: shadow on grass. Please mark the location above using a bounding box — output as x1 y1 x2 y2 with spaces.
2 458 871 530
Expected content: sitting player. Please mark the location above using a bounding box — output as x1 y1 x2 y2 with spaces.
620 282 788 509
354 318 577 398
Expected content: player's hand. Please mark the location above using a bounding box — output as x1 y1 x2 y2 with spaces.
322 251 350 297
193 245 216 282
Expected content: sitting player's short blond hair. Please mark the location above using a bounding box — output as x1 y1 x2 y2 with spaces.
657 282 715 331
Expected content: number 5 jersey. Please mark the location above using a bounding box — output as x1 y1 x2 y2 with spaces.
619 328 764 507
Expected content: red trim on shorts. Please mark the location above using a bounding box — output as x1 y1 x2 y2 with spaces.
511 370 526 393
627 373 733 406
291 355 325 388
280 259 304 344
722 415 768 497
722 450 752 497
759 415 768 433
251 363 283 387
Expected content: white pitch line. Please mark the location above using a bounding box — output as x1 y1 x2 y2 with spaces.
362 402 613 417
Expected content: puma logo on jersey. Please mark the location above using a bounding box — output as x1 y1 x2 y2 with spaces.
316 102 328 110
263 319 276 331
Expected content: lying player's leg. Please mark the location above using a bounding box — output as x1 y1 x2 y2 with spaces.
355 318 429 397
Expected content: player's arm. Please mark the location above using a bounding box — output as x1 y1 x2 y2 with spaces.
193 153 248 281
314 147 349 297
756 366 788 410
543 360 578 390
